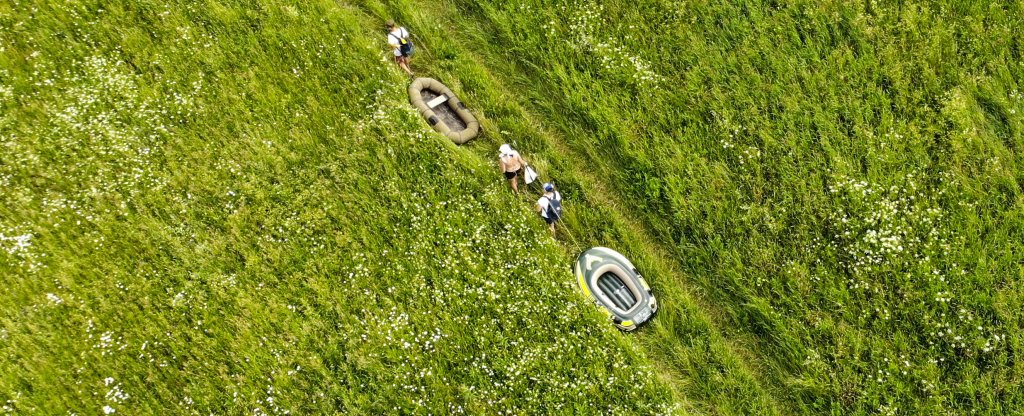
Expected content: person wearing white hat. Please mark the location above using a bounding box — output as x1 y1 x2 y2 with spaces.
498 143 528 193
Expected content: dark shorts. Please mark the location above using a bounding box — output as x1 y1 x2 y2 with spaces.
544 215 557 225
504 171 518 180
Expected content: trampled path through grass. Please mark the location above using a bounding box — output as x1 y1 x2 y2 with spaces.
5 0 1020 413
354 1 797 411
355 0 1024 412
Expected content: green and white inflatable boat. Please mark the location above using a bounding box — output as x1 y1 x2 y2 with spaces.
573 247 657 331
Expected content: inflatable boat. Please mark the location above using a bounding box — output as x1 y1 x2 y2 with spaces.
573 247 657 331
408 78 480 144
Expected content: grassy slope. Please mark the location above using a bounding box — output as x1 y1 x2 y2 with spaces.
2 0 1023 414
361 1 792 413
394 0 1024 413
0 1 673 414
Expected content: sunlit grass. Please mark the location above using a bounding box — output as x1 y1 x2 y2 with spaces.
2 0 1022 414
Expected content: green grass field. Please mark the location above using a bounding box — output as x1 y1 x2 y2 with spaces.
1 0 1022 414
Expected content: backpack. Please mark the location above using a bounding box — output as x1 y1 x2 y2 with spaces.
390 29 414 57
544 193 563 220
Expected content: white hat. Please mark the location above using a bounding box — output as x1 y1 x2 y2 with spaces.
498 144 512 154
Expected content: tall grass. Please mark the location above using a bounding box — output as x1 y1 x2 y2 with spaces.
431 0 1024 413
0 1 674 413
3 0 1023 413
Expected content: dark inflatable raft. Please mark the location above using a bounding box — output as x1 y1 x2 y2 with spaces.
573 247 657 331
408 78 480 144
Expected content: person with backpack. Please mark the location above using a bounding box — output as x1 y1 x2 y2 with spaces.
386 19 414 76
498 143 528 193
536 182 563 236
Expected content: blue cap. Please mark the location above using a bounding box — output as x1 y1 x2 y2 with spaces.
543 183 554 192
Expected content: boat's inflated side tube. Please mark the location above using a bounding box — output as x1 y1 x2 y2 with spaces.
408 77 480 144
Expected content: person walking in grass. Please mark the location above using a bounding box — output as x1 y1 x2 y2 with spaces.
536 182 563 236
498 143 528 193
386 19 414 76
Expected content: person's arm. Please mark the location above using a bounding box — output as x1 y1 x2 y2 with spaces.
499 158 506 172
517 154 527 170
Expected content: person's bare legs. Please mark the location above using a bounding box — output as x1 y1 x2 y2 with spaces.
398 56 413 76
509 176 519 193
549 223 556 236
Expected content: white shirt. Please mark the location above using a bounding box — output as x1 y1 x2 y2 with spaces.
388 27 409 56
536 191 561 219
